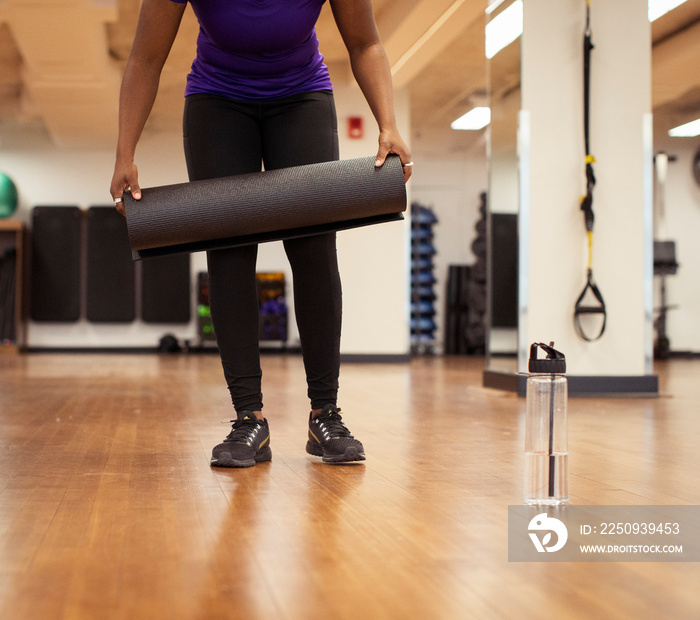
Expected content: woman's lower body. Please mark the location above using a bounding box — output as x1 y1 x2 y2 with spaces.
183 90 364 466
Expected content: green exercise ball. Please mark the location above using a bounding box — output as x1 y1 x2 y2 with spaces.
0 172 18 218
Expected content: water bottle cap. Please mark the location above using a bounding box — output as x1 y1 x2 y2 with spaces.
529 342 566 374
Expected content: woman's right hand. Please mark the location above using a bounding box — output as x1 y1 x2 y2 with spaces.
109 0 186 216
110 160 141 217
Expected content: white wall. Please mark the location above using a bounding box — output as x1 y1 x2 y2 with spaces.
410 152 488 350
334 84 411 355
0 84 412 355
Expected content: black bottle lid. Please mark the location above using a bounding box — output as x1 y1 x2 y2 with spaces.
528 342 566 374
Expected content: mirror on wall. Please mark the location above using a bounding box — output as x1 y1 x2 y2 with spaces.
485 0 522 373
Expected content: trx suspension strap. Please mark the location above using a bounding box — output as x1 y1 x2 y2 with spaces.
574 0 606 342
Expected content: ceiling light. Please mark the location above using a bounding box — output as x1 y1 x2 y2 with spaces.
451 107 491 131
648 0 688 21
485 0 523 59
668 118 700 137
485 0 507 15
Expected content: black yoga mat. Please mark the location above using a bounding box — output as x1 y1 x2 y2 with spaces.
124 155 407 260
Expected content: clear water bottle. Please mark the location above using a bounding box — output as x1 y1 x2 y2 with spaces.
524 342 568 505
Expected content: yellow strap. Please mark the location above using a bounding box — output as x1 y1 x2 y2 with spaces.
585 154 596 164
587 231 593 271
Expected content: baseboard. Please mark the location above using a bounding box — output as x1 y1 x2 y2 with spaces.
340 353 411 363
25 346 162 354
22 346 410 364
483 369 659 397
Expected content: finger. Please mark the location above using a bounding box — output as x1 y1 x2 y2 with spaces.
399 158 413 183
375 146 390 167
130 184 141 200
113 195 126 217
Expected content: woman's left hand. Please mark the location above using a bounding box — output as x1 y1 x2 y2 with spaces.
375 128 413 183
329 0 412 182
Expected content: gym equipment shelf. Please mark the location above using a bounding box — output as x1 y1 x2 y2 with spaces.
410 203 438 354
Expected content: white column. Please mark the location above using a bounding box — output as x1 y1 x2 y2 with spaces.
520 0 653 378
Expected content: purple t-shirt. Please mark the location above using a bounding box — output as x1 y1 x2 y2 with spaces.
170 0 333 100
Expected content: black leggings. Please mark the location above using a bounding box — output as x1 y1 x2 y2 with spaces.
183 91 342 413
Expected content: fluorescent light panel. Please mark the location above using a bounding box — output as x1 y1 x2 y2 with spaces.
668 118 700 137
485 0 507 15
485 0 523 59
648 0 688 21
451 107 491 131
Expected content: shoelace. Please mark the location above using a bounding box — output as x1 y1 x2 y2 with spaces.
224 417 262 445
314 411 353 439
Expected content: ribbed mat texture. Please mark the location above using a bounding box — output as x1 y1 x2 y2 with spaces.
124 155 406 260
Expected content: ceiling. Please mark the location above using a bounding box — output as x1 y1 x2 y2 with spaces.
0 0 698 155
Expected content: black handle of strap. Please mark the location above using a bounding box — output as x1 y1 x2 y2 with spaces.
574 269 606 341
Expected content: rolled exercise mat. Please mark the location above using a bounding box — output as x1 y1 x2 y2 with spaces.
124 155 407 260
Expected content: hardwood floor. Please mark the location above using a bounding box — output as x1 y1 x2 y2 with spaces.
0 353 698 619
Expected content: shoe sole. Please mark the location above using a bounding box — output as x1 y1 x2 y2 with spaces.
210 447 272 468
306 441 366 463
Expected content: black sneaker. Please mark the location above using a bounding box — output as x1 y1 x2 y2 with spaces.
211 411 271 468
306 404 365 463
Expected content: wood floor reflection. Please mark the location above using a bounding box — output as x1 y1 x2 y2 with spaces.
0 353 698 619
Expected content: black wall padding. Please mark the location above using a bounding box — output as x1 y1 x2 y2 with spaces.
86 206 136 322
30 206 82 322
490 213 518 328
141 254 191 324
125 155 407 260
0 249 16 341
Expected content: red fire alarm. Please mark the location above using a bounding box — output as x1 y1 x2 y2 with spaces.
347 116 363 139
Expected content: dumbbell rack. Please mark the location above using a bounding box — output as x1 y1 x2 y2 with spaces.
410 203 438 354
